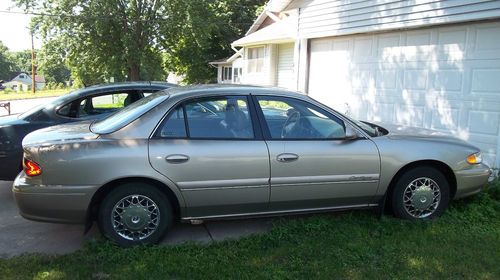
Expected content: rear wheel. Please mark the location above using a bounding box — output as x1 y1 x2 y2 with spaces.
392 166 450 220
98 183 173 246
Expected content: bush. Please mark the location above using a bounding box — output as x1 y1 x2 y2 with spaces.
2 88 14 94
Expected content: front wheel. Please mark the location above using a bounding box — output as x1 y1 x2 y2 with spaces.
392 166 450 220
98 183 173 246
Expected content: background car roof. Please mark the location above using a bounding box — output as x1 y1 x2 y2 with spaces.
50 81 176 107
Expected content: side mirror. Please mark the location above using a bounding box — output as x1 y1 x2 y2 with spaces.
344 125 359 140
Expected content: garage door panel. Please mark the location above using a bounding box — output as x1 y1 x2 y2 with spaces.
434 70 463 92
403 69 429 90
471 68 500 95
431 108 460 131
308 21 500 167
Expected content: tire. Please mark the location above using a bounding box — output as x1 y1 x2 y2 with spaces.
98 182 173 246
391 166 450 220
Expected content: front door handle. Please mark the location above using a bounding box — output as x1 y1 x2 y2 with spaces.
276 153 299 163
165 154 190 164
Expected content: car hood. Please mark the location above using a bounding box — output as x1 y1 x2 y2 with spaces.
22 121 98 147
377 123 477 148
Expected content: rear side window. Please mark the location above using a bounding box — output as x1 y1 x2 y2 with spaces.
78 92 142 117
159 107 187 138
157 96 254 139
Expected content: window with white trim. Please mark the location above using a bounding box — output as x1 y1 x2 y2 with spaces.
233 68 242 83
248 47 265 73
222 66 233 81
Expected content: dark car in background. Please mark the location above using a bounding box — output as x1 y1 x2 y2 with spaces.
0 82 175 180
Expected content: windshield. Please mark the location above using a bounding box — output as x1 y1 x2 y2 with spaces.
90 92 169 134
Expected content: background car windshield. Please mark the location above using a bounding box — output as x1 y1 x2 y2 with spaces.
91 93 168 134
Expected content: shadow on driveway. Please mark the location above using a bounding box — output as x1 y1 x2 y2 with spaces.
0 180 273 258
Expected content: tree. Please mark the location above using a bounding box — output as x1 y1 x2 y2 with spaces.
16 0 168 84
162 0 265 83
10 50 32 74
37 37 71 84
16 0 265 84
0 41 15 81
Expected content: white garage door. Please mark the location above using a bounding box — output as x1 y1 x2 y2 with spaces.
308 21 500 168
276 43 295 89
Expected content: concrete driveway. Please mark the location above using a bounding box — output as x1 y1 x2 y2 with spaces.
0 180 273 258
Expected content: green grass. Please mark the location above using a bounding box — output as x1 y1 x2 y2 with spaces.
0 89 72 101
1 181 500 280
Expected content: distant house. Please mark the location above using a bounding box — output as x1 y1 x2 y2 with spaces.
211 0 500 168
209 50 244 84
4 72 46 91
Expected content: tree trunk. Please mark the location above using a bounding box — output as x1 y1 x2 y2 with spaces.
128 63 141 81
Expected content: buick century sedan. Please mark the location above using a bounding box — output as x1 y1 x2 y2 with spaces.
13 85 491 246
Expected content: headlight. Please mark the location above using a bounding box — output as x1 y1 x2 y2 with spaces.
466 152 482 164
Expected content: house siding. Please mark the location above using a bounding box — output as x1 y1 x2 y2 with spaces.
277 43 296 89
292 0 500 39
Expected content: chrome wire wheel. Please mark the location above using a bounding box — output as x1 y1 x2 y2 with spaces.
111 194 160 241
403 177 441 218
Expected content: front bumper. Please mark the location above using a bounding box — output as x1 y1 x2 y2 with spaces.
12 173 99 224
454 163 492 199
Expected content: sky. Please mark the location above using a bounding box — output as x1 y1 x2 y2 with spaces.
0 0 41 51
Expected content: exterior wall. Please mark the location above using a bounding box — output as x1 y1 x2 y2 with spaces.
5 73 45 91
3 81 44 91
289 0 500 39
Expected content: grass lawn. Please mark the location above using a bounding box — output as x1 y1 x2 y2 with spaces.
1 181 499 280
0 89 72 101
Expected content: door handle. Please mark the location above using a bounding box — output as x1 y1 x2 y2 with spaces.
276 153 299 162
165 154 190 164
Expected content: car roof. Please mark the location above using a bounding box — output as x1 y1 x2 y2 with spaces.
158 84 305 99
50 81 176 106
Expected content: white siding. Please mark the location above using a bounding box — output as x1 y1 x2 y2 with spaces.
292 0 500 39
308 21 500 167
277 43 296 89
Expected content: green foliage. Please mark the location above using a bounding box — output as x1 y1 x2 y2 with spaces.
162 0 265 84
15 0 265 85
37 38 71 84
9 50 32 74
0 41 15 81
1 182 500 279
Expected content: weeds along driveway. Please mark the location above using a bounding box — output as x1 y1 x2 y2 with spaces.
0 180 272 258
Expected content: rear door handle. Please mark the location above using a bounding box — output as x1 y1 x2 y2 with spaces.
165 154 190 164
276 153 299 162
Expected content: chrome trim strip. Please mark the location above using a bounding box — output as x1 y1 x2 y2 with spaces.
272 180 379 187
181 184 269 192
182 203 377 220
271 174 379 185
177 177 269 189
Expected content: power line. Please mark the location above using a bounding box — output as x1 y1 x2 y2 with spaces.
0 9 259 26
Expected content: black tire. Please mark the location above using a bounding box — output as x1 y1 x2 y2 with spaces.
98 182 173 246
391 166 450 220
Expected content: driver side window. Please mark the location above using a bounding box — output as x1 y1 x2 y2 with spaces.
256 97 345 139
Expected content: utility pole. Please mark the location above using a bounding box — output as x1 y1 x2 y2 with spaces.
31 31 36 94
